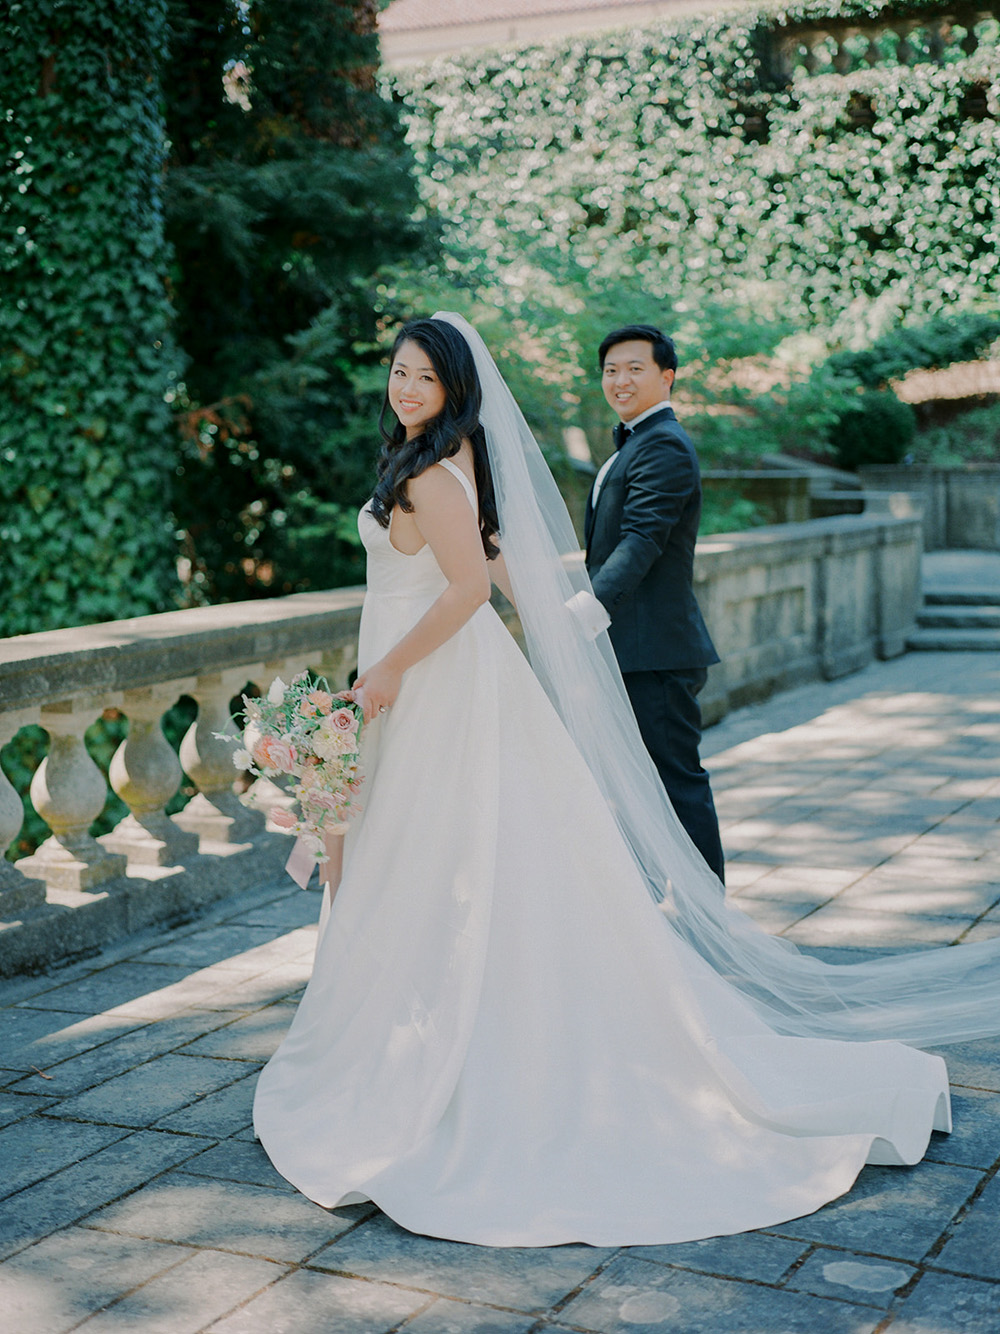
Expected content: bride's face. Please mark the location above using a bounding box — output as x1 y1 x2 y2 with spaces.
388 340 448 439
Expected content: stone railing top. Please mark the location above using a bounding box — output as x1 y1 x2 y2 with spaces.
697 509 921 554
0 511 924 713
0 586 365 713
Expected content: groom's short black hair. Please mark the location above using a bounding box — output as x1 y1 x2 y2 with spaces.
598 325 677 374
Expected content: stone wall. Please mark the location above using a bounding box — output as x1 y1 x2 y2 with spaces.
695 513 922 724
0 511 921 973
859 465 1000 551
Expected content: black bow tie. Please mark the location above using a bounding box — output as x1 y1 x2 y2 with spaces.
613 421 632 450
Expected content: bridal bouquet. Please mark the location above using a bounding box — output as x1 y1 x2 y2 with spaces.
233 672 365 862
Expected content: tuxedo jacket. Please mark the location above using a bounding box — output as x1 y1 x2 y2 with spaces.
584 406 719 674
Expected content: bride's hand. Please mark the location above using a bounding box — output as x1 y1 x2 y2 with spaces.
351 661 402 723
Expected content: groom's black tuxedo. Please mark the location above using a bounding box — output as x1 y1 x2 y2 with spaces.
585 404 725 883
584 407 718 673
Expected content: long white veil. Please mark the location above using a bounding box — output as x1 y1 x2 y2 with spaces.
434 310 1000 1047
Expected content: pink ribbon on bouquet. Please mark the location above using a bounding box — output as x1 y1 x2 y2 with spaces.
285 836 316 889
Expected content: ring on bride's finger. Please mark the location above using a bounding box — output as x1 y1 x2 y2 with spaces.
378 704 388 713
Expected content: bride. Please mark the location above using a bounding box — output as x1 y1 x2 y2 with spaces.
253 312 999 1248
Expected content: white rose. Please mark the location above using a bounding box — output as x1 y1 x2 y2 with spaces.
267 676 287 704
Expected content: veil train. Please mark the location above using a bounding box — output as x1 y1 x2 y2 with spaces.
434 310 1000 1047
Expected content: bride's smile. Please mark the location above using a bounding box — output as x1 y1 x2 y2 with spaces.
388 341 447 438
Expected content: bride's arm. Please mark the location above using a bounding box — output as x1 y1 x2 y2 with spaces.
352 467 491 721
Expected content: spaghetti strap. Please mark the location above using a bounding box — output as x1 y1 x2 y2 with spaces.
437 457 477 511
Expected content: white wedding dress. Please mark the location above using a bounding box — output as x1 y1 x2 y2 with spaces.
253 459 951 1247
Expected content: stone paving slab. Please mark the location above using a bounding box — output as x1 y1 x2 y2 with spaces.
153 1070 257 1138
310 1211 617 1310
85 1171 364 1263
1 1228 197 1334
44 1053 250 1129
0 1090 57 1127
2 1008 144 1071
923 1088 1000 1169
178 1137 297 1192
405 1300 537 1334
0 1129 211 1261
931 1173 1000 1280
207 1266 429 1334
6 1009 241 1097
555 1254 884 1333
77 1249 288 1334
16 962 201 1016
1 650 998 1331
0 1117 127 1199
765 1161 983 1260
784 1250 915 1308
889 1268 1000 1332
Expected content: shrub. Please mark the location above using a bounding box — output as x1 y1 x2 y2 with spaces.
0 0 181 637
909 401 1000 465
833 390 917 470
826 313 1000 388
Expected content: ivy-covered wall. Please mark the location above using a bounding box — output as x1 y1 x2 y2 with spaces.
392 0 1000 338
0 0 180 638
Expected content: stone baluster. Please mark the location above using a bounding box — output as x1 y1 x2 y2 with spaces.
928 22 946 64
833 41 852 74
895 25 915 66
802 42 820 75
16 700 127 892
99 685 200 869
317 643 359 692
171 670 264 849
0 711 47 916
865 36 880 67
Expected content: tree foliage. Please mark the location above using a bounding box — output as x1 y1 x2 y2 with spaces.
391 4 1000 343
0 0 180 638
826 312 1000 386
166 0 432 601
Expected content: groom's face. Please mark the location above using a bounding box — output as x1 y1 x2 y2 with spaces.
601 340 674 422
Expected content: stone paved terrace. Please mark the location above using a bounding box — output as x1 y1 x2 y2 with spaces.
1 649 999 1334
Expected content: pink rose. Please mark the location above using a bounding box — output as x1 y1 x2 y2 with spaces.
269 807 298 829
329 707 359 736
303 789 339 813
252 734 298 774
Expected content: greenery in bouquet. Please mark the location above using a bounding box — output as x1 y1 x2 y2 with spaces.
235 673 365 859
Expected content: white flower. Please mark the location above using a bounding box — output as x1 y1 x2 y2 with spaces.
267 676 287 704
232 747 252 770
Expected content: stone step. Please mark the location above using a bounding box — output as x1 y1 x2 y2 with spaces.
918 605 1000 629
924 588 1000 606
907 627 1000 652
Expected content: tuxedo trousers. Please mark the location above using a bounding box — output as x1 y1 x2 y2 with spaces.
622 667 725 885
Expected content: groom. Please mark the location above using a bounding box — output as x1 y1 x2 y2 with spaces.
585 324 725 884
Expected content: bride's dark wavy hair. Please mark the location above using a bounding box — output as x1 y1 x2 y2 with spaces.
371 318 500 560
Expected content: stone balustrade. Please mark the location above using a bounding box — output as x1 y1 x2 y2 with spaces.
768 6 996 81
695 511 923 723
0 509 922 975
858 464 1000 551
0 588 366 975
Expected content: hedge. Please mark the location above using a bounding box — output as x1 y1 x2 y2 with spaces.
0 0 180 639
391 1 1000 337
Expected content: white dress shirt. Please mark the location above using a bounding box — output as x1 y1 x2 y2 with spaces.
590 401 673 509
